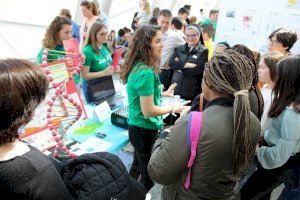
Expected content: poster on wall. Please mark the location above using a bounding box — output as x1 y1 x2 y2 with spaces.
287 0 300 9
239 9 262 35
259 10 284 37
219 8 239 32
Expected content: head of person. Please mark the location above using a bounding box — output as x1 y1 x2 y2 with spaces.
185 24 204 47
232 44 264 119
178 7 189 20
268 28 298 55
59 9 72 19
140 0 151 14
152 7 161 18
190 16 197 24
80 0 99 18
84 22 107 54
183 4 191 12
120 25 163 84
215 41 230 52
202 49 254 175
42 16 72 49
157 9 172 33
201 24 215 40
258 51 285 86
171 17 183 31
0 59 48 145
149 17 158 25
269 55 300 118
209 9 219 22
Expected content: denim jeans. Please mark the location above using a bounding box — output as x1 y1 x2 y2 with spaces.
128 125 158 191
82 81 93 104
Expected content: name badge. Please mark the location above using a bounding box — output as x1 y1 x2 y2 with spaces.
192 55 198 59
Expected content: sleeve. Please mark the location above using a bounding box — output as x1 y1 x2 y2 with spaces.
258 115 300 169
176 34 186 47
147 116 190 185
131 12 138 30
36 48 44 64
30 163 73 200
169 47 186 70
182 49 208 77
135 70 155 96
83 49 92 67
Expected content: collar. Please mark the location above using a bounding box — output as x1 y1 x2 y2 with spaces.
205 97 234 109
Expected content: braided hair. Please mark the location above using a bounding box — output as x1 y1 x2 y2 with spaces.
204 49 254 175
232 44 264 120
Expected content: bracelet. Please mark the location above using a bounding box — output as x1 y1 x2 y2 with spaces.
170 105 176 116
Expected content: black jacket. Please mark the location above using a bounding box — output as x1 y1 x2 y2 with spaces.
169 43 208 101
62 152 146 200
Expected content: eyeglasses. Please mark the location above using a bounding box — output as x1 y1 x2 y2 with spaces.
96 32 108 37
268 38 279 45
186 34 198 39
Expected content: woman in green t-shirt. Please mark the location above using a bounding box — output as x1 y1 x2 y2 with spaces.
81 22 114 104
37 16 73 64
120 25 188 191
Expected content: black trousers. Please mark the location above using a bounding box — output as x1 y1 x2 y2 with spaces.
128 125 158 191
241 153 300 200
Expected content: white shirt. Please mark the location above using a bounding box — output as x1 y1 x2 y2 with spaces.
260 85 273 136
160 29 186 69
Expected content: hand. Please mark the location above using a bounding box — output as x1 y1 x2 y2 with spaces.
162 83 177 97
175 57 179 62
113 65 120 73
180 106 191 117
103 66 114 76
184 62 197 68
173 104 191 114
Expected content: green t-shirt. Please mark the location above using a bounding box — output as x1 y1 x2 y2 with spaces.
37 45 80 84
126 62 163 130
37 45 65 64
83 44 112 73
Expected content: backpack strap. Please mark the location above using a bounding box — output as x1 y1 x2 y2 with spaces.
184 111 203 189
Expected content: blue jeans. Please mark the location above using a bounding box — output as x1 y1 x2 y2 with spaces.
82 81 93 104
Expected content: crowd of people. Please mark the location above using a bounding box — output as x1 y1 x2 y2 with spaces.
0 0 299 199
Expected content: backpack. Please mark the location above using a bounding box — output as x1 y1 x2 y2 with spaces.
184 111 203 189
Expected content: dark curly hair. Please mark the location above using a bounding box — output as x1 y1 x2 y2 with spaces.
120 25 161 84
0 59 49 145
42 16 72 49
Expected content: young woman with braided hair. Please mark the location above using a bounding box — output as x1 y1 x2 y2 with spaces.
148 50 260 199
232 44 264 120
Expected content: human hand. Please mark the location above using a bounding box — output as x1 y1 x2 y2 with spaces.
180 106 191 117
184 62 197 68
103 66 114 76
175 57 179 62
162 83 177 97
173 103 191 114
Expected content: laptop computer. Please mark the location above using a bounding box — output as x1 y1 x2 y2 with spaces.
87 76 124 110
